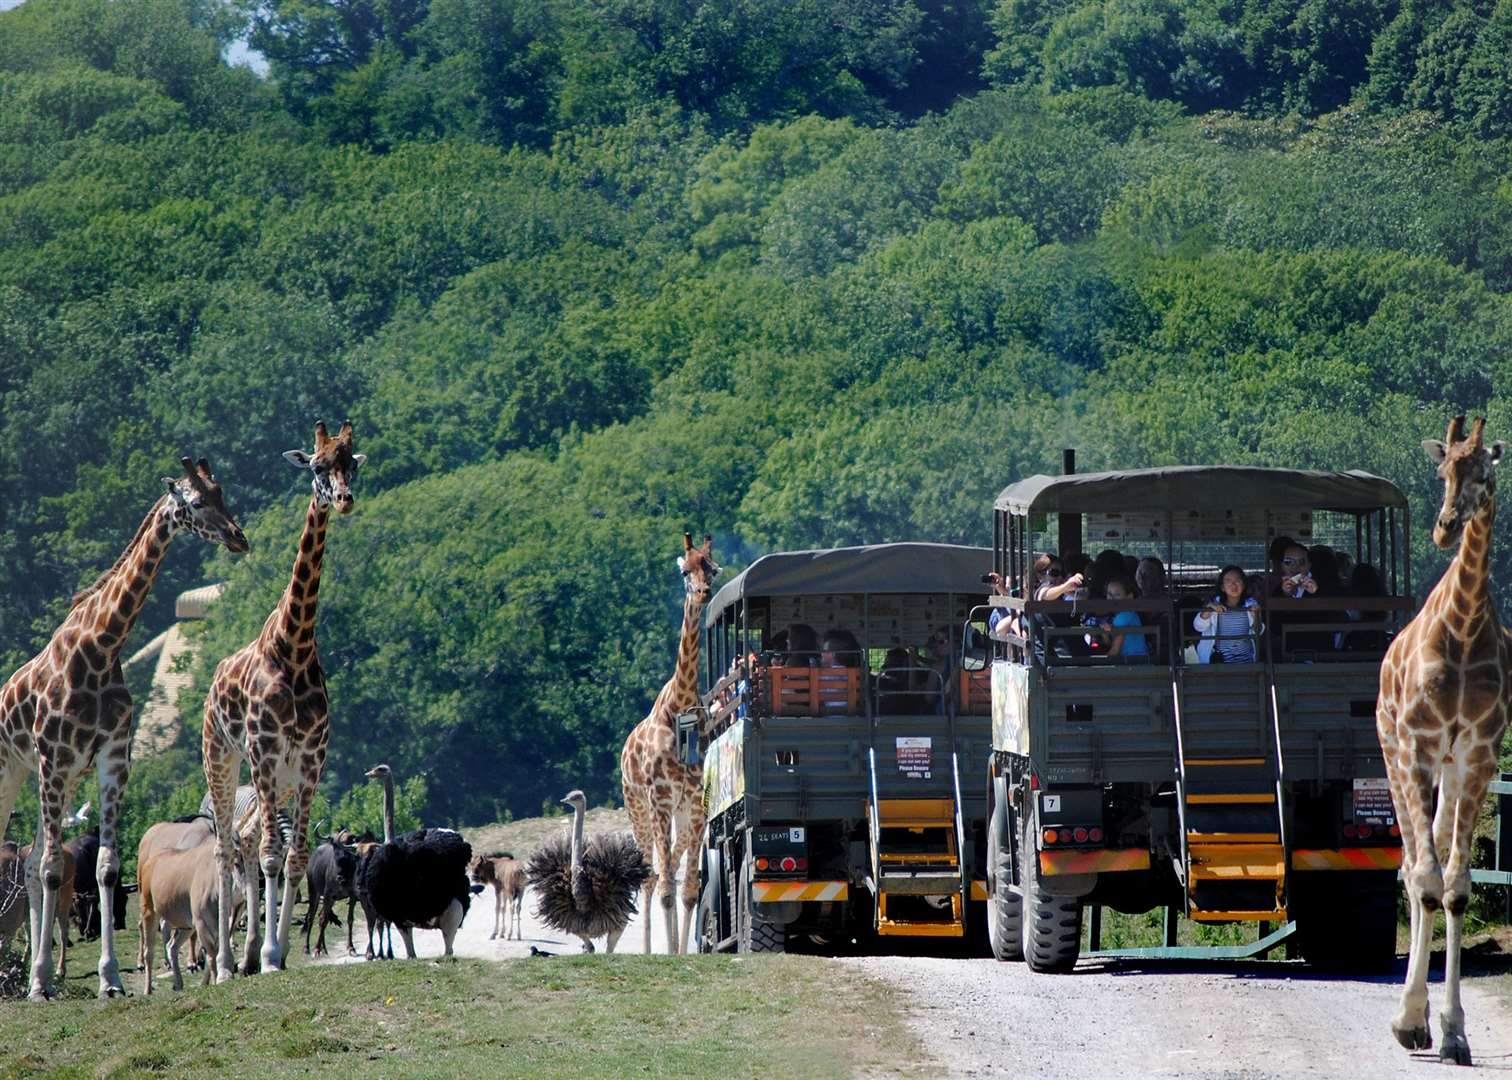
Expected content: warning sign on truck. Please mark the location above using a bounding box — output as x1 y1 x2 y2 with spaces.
1352 777 1396 827
897 736 932 779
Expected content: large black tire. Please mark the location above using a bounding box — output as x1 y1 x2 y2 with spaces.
1292 871 1398 974
987 810 1024 962
1019 816 1082 973
738 854 787 954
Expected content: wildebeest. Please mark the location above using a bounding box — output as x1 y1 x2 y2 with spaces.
303 835 359 957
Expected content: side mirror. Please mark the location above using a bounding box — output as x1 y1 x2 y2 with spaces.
677 710 704 766
960 622 987 671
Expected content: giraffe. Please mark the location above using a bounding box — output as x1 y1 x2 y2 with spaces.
0 458 247 999
1378 415 1511 1066
202 420 364 980
621 533 721 954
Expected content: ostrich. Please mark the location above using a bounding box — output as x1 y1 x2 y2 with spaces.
526 790 653 953
356 764 472 959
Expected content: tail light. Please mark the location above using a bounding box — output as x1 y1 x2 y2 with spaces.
1072 827 1089 843
1343 824 1358 839
1042 828 1058 845
1357 825 1373 839
1389 824 1401 837
1088 827 1104 843
756 857 770 871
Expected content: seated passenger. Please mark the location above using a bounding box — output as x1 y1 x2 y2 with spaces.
782 623 821 667
1342 562 1388 652
1093 576 1149 662
914 627 956 713
985 571 1022 640
1135 556 1170 658
1272 543 1332 656
876 646 919 715
820 629 863 670
1033 553 1089 658
818 630 862 714
1193 565 1262 663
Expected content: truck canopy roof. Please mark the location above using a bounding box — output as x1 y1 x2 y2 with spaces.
994 465 1407 515
705 542 991 627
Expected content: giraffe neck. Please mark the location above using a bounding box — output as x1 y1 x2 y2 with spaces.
69 496 178 662
660 590 705 724
1437 497 1497 631
262 494 328 664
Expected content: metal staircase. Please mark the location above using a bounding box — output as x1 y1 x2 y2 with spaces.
1173 668 1288 923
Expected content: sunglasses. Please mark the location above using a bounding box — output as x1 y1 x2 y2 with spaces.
1281 556 1307 566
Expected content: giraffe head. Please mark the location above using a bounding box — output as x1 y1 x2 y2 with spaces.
162 457 249 553
283 419 366 515
676 532 721 604
1423 415 1504 548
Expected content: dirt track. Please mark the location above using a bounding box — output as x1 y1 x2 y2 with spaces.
844 952 1512 1078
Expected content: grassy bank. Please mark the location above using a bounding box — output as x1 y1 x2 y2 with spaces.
1 950 918 1080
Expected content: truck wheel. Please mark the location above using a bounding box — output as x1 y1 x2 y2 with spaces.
738 855 787 955
1019 817 1082 973
988 811 1023 962
1293 871 1398 974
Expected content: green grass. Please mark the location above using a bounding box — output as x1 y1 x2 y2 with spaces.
1 911 919 1080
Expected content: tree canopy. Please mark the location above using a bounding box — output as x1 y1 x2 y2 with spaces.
1 0 1510 831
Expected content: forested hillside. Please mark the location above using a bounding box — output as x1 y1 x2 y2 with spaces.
2 0 1510 827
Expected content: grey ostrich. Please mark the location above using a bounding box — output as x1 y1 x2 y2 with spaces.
526 790 653 953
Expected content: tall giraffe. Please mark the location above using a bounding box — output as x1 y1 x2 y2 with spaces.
202 420 364 979
1378 415 1511 1065
621 533 720 953
0 459 246 999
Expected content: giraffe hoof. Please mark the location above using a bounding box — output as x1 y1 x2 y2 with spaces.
1438 1037 1471 1066
1394 1024 1433 1051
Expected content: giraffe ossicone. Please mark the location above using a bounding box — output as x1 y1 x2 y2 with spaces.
1379 414 1510 1066
621 532 721 954
202 419 363 980
0 456 246 1000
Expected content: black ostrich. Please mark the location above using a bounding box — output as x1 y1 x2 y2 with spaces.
355 764 472 959
526 790 653 953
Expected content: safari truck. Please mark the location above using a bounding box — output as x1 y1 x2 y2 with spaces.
691 543 996 954
984 465 1412 972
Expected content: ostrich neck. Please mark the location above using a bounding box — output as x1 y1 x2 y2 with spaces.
381 776 395 844
569 804 585 891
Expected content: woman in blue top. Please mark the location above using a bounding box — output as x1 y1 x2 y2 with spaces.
1095 575 1149 660
1192 565 1262 663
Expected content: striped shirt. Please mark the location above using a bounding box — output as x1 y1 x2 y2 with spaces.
1215 607 1256 662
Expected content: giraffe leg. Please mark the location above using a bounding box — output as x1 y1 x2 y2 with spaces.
203 731 242 984
93 730 130 998
1390 737 1440 1051
675 798 708 955
1437 765 1491 1066
653 811 678 954
276 772 319 965
624 786 659 954
249 753 286 973
28 764 73 1002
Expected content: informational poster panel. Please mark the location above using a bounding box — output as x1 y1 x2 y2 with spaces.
1086 510 1314 545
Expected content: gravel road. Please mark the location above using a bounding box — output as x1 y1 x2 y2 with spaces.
842 953 1512 1078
